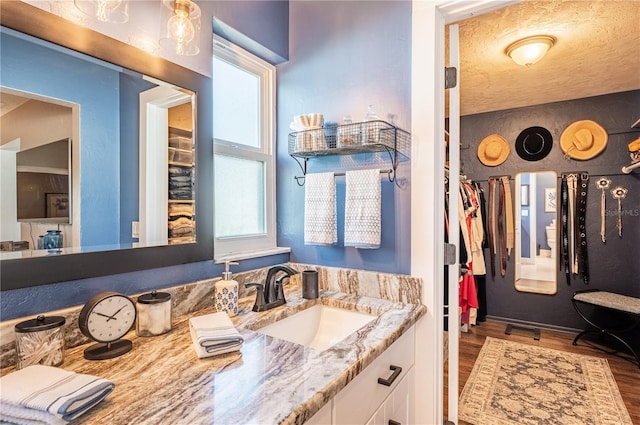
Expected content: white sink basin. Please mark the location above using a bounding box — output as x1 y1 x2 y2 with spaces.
258 305 377 351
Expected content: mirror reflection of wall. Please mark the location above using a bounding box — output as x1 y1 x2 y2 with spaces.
515 171 558 295
0 87 74 251
0 26 196 259
16 139 70 221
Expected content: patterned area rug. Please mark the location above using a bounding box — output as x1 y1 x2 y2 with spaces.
459 337 633 425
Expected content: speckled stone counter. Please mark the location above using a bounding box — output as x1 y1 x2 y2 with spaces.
0 264 422 369
3 285 425 425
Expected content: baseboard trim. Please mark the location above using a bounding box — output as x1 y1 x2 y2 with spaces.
485 315 582 335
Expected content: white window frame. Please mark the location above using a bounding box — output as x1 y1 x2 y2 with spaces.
213 35 278 259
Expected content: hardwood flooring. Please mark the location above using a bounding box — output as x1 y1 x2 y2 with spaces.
444 319 640 425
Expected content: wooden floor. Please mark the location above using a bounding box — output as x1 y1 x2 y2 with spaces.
444 320 640 425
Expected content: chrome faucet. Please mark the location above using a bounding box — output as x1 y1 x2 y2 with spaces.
245 264 298 312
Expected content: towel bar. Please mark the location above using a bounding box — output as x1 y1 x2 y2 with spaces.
294 169 393 186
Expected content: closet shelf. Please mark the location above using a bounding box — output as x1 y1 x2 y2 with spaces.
287 120 411 186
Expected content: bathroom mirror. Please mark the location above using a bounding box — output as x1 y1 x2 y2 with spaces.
514 171 558 295
0 1 213 290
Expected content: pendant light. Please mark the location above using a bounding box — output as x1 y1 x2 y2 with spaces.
159 0 201 56
74 0 129 24
506 35 556 67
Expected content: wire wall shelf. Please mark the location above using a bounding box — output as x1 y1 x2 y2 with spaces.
288 120 411 187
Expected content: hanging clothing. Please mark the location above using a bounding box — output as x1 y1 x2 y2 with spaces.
459 266 479 317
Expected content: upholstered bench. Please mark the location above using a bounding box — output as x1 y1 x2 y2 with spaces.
572 289 640 368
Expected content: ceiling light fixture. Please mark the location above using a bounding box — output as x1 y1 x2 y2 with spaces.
160 0 201 56
74 0 129 24
506 35 556 67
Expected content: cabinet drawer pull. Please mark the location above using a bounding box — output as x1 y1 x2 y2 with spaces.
389 421 401 425
377 364 402 386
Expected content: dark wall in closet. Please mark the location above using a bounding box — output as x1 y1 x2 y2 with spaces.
460 90 640 330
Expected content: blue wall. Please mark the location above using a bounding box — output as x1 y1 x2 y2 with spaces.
2 1 413 320
1 29 120 248
535 172 556 250
119 73 157 245
276 1 412 274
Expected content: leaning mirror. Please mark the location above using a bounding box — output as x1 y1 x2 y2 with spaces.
0 1 213 289
514 171 558 295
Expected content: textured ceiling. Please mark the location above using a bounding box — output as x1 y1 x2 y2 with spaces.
450 0 640 116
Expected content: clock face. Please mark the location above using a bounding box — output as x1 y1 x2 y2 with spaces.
80 293 136 343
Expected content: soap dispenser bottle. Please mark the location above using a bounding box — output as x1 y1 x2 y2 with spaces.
215 261 239 316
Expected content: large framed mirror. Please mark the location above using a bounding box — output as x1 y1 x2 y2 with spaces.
0 1 213 290
514 171 558 295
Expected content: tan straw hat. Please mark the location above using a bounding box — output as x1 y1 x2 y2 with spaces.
477 134 510 167
560 120 608 160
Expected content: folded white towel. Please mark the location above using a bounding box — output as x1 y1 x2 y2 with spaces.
344 169 382 249
304 172 337 245
0 365 114 425
189 312 244 359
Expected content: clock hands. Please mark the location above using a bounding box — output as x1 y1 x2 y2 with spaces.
106 305 126 322
92 305 126 322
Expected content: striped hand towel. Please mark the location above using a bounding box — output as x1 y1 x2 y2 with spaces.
344 169 381 249
0 365 114 424
304 172 337 245
189 312 244 359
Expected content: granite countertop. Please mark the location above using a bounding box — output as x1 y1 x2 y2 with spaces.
29 286 425 425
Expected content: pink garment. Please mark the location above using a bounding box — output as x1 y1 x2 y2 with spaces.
459 262 479 316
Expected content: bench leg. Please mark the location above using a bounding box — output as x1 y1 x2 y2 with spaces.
572 329 589 346
572 299 640 369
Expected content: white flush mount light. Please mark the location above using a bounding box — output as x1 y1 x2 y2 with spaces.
506 35 556 67
159 0 202 56
74 0 129 24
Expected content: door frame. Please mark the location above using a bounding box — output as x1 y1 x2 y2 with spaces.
411 2 521 424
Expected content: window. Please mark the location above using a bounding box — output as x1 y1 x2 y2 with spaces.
213 35 276 257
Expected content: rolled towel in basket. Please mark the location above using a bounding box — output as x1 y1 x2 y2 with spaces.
0 365 114 425
189 312 244 359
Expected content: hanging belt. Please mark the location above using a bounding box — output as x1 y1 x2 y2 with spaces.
502 176 514 258
577 173 590 284
488 177 497 278
498 177 507 277
560 176 570 285
567 174 578 274
476 182 488 249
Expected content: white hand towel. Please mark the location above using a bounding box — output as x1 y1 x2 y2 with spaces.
189 312 244 359
0 365 114 424
344 169 381 249
304 172 337 245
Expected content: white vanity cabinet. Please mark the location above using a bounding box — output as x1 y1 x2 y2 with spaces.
306 326 415 425
365 369 414 425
